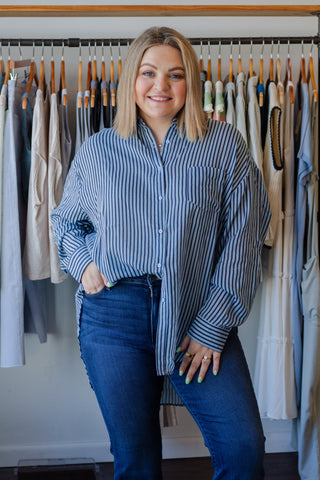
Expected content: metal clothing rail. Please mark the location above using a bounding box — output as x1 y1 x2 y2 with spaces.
0 36 319 48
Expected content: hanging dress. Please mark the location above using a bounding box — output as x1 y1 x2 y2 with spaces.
0 82 7 261
235 71 247 144
23 81 50 281
246 74 263 173
48 89 68 284
1 79 25 366
213 80 225 121
254 81 292 419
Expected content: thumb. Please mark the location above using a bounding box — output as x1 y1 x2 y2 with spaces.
177 335 191 353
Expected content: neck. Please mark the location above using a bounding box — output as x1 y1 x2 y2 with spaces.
139 115 173 146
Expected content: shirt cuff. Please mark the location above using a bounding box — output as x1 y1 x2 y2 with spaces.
187 316 231 353
66 246 93 283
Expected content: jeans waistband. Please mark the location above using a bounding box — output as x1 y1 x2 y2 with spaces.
118 274 161 286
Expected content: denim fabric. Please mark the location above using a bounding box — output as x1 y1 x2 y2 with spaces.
79 275 265 480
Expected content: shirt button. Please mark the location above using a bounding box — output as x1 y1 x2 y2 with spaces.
162 297 166 303
159 229 163 234
157 263 161 269
158 195 163 201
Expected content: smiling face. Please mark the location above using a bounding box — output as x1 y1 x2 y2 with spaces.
135 44 187 131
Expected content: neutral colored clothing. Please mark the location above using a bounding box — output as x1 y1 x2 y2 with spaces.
235 71 247 145
296 88 320 480
59 88 72 185
225 80 236 127
48 92 68 284
262 81 283 247
0 80 25 366
51 118 270 401
75 91 84 154
247 75 263 173
23 85 50 280
79 275 265 480
213 80 225 121
0 83 7 262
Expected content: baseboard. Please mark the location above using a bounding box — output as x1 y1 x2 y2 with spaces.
0 432 295 468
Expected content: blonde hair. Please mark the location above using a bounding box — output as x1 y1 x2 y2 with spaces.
114 26 207 141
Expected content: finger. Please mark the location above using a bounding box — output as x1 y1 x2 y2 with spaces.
184 355 203 384
177 335 191 353
197 355 213 383
212 351 221 376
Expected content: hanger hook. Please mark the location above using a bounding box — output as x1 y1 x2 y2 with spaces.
230 40 233 58
309 39 314 57
118 41 121 59
61 41 64 60
8 41 10 61
301 39 304 58
18 41 22 60
260 40 265 57
79 40 82 60
277 40 280 57
94 41 97 59
287 40 290 58
0 42 2 61
41 41 44 60
51 41 54 60
238 40 241 59
200 40 203 57
88 41 91 60
101 41 104 61
207 40 211 58
218 40 221 58
250 40 253 58
109 41 113 59
270 40 274 58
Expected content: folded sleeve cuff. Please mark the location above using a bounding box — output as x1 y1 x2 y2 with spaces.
66 245 93 283
188 316 231 353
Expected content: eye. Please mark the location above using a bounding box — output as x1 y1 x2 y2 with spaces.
141 70 154 77
169 72 185 80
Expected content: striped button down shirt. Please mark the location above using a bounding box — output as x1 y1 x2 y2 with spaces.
51 118 270 379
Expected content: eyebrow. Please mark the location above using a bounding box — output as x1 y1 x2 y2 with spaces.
139 62 185 72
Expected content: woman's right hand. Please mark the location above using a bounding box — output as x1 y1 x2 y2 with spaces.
81 261 109 294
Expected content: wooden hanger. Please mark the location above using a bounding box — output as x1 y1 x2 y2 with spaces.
238 41 242 74
258 41 264 107
101 42 108 107
110 43 116 108
91 42 97 108
22 42 38 109
77 42 82 108
276 41 284 105
301 40 307 84
206 41 211 81
0 42 3 77
269 41 274 82
286 42 294 105
228 41 233 83
118 42 122 80
38 42 45 92
84 42 92 109
249 41 254 78
217 41 221 82
4 41 33 87
199 40 203 73
308 41 318 102
60 42 67 106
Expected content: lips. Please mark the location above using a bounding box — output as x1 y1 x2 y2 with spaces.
148 95 172 102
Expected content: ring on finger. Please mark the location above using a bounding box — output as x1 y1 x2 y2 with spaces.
185 351 194 358
203 355 211 361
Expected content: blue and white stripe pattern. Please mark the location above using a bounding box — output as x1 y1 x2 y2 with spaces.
51 118 270 377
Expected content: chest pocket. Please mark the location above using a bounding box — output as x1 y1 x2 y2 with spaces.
186 166 226 212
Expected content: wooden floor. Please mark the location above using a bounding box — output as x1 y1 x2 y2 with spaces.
0 453 300 479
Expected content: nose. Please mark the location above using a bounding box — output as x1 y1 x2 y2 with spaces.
155 74 169 91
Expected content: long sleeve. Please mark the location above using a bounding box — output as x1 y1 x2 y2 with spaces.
188 156 271 352
50 153 94 283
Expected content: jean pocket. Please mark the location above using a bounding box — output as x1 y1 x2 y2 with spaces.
84 286 106 297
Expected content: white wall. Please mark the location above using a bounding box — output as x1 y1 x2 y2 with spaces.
0 1 318 468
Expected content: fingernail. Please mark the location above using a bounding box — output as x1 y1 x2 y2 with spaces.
198 376 202 384
176 347 181 353
214 370 218 376
179 370 184 376
185 378 190 385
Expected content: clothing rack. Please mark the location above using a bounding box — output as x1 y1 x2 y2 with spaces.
0 36 319 48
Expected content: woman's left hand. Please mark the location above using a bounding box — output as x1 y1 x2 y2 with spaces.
178 335 221 384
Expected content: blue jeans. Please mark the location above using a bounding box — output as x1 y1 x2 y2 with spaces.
79 275 265 480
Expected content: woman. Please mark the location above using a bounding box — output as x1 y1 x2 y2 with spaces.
51 27 270 480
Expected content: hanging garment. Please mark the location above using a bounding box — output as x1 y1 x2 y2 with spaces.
262 81 282 247
292 80 313 405
235 71 247 144
59 88 72 184
83 88 91 141
48 90 68 284
0 80 25 367
203 80 213 119
109 79 117 126
23 82 50 280
296 86 320 480
213 80 225 121
225 78 236 127
75 90 84 154
0 82 7 261
247 74 263 173
90 78 101 134
99 80 109 130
